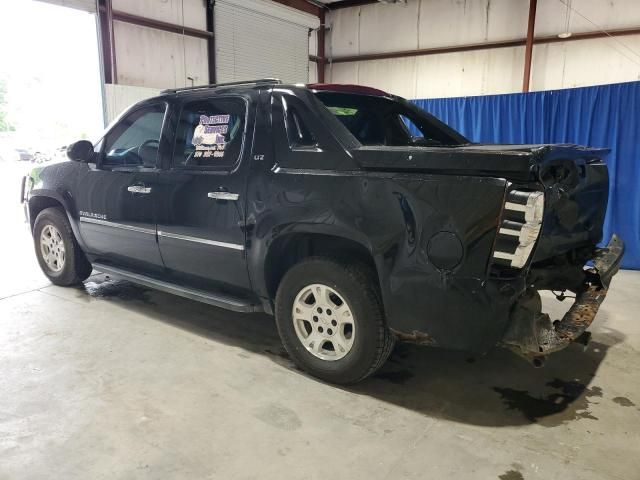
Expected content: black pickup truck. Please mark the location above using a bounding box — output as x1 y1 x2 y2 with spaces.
22 79 623 384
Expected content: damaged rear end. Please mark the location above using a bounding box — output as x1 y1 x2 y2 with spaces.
502 235 623 366
492 145 625 365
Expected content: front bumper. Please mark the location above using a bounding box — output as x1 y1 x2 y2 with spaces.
502 234 624 361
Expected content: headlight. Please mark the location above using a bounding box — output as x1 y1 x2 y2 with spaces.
493 190 544 268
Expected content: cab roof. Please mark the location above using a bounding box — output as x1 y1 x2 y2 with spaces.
159 78 392 98
306 83 390 97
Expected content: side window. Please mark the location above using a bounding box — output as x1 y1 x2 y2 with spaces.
398 114 443 146
173 97 246 169
400 115 422 138
283 98 316 149
103 104 166 169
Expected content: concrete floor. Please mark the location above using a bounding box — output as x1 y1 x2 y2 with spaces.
1 162 639 480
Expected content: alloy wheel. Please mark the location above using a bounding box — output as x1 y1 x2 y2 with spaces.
40 224 66 272
292 283 356 361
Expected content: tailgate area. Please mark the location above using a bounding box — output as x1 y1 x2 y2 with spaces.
533 159 609 262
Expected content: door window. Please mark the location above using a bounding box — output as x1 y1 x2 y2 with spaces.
103 103 166 170
173 97 247 169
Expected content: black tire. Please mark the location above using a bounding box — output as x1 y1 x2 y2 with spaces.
275 257 394 384
33 207 92 286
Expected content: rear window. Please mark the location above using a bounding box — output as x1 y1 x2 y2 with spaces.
314 91 464 147
327 106 358 116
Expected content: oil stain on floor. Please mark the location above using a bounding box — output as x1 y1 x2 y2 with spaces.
80 277 155 304
612 396 636 407
373 369 415 385
498 470 524 480
263 348 291 360
493 378 603 426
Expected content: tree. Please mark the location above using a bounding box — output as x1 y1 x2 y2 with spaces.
0 79 14 132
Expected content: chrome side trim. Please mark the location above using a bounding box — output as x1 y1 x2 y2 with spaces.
80 216 156 235
127 185 152 194
274 167 364 177
208 191 239 201
157 231 245 251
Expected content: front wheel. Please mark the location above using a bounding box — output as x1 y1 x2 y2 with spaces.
275 257 394 384
33 207 92 286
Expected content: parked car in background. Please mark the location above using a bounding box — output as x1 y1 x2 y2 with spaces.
21 79 624 384
32 151 49 164
15 148 34 162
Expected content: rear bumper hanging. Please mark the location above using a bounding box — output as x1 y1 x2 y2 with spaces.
501 234 624 361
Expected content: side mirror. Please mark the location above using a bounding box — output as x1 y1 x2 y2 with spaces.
67 140 95 162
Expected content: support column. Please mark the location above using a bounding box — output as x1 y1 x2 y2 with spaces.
522 0 538 92
206 0 216 84
97 0 117 84
318 9 326 83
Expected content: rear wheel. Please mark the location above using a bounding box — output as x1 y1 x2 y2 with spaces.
275 257 394 384
33 207 92 286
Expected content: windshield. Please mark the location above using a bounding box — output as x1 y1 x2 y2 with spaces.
313 91 466 147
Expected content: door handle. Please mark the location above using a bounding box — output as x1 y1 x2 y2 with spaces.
128 185 152 194
208 191 239 201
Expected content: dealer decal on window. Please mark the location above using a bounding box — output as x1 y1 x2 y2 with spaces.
192 114 230 158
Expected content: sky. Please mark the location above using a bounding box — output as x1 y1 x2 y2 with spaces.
0 0 104 150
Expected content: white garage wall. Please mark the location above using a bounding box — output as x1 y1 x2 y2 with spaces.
103 84 161 123
112 0 207 31
112 0 209 89
326 0 640 98
329 46 525 99
531 34 640 90
113 21 209 89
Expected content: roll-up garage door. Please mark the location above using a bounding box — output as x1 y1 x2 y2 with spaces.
215 0 319 84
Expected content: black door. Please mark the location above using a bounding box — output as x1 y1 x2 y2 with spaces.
77 103 166 273
155 95 252 292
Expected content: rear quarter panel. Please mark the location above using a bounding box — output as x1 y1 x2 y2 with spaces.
247 167 518 352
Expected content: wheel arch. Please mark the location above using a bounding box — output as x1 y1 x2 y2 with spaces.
27 192 85 249
28 193 67 230
261 232 381 307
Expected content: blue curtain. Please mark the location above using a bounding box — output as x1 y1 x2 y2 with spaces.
412 81 640 269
